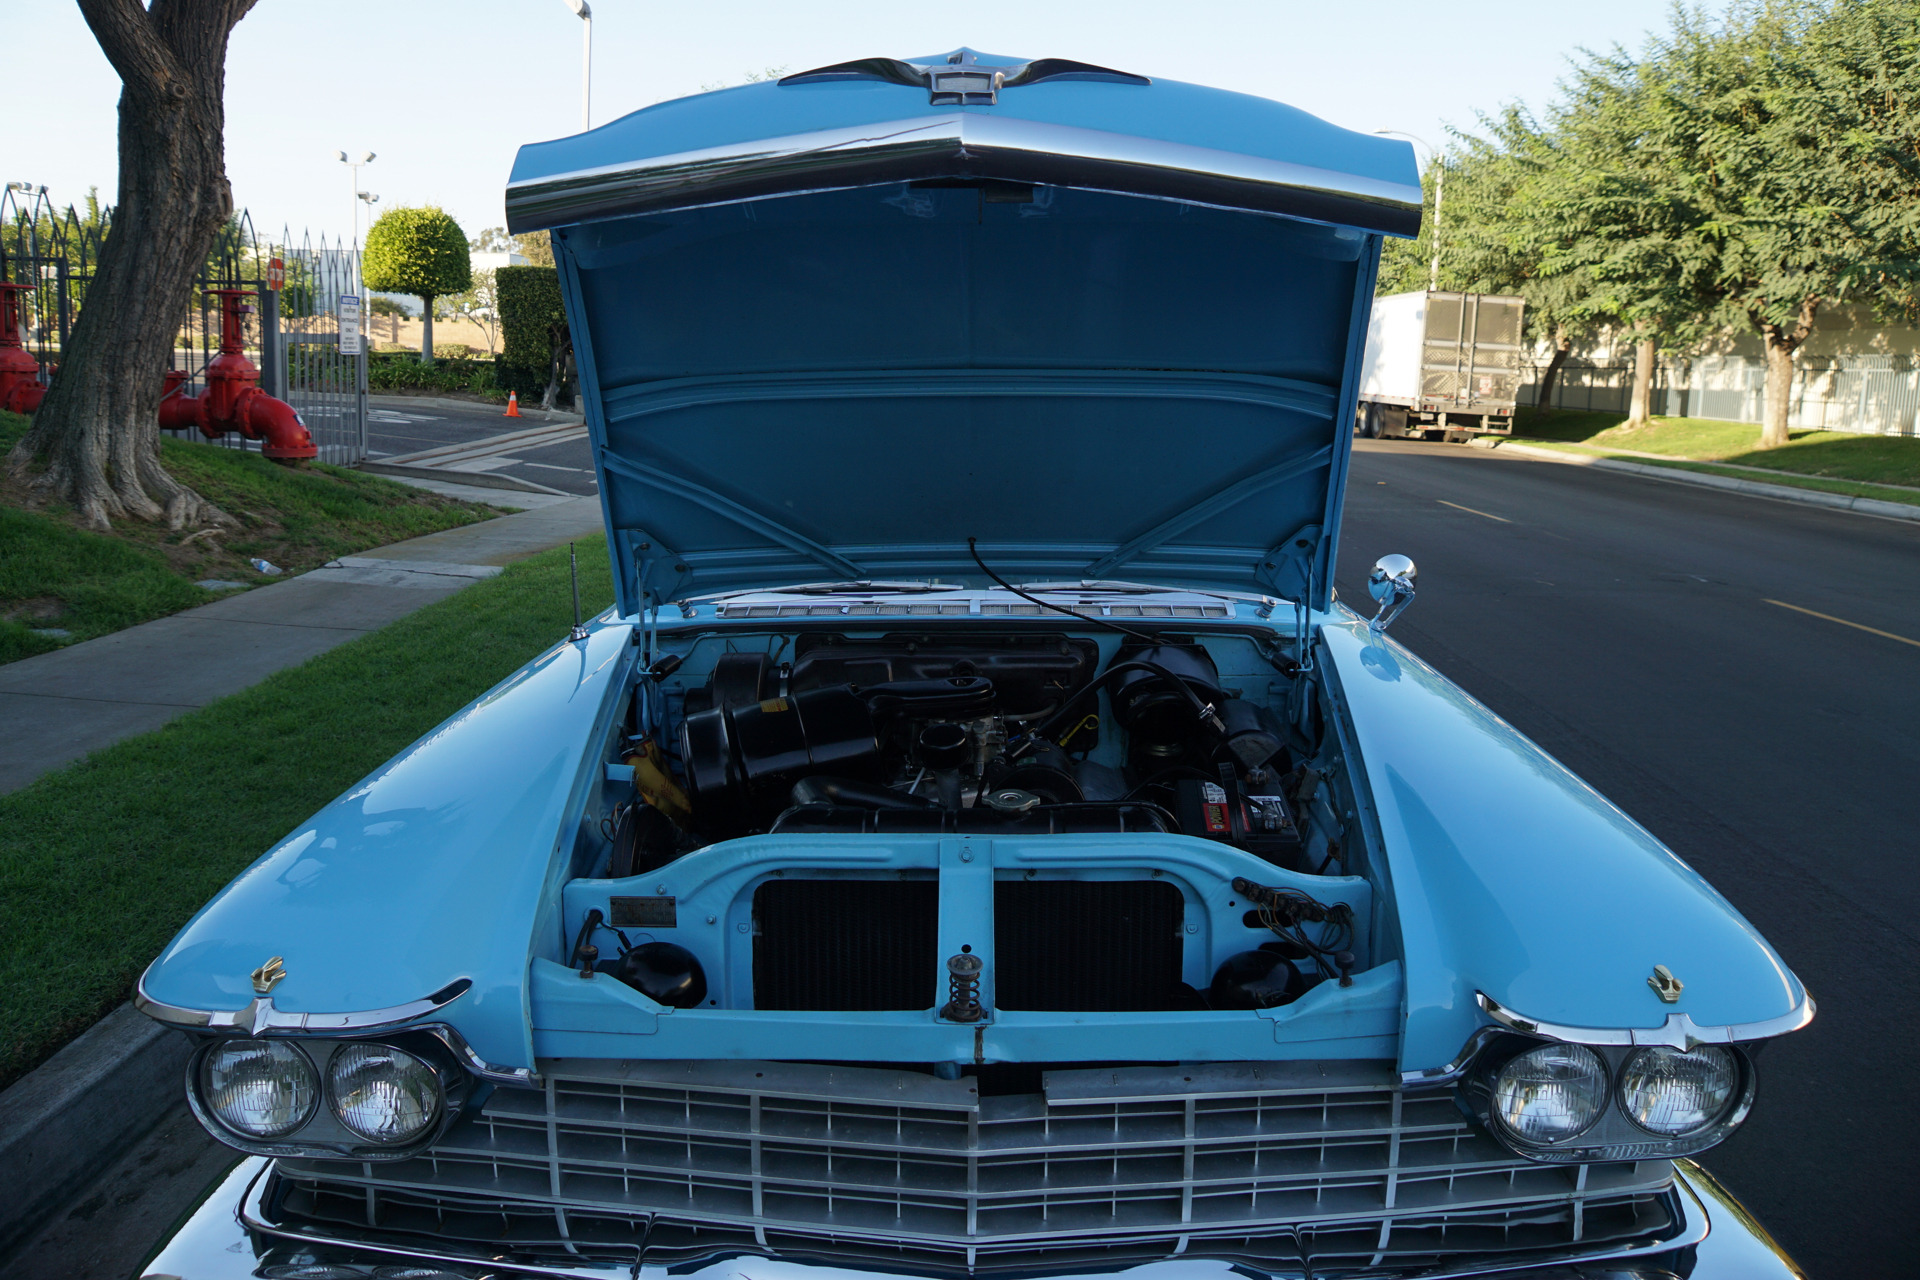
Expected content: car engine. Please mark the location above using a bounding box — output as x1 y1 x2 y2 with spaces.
607 629 1316 879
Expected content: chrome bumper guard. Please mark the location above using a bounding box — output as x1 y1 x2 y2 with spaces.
140 1156 1809 1280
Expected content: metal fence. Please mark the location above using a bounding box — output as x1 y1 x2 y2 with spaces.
0 188 367 464
272 236 367 466
1519 352 1920 436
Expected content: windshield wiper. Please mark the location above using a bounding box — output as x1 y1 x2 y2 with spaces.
757 580 963 596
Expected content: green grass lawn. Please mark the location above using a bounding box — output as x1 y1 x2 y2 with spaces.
1511 408 1920 490
0 409 504 664
0 538 615 1091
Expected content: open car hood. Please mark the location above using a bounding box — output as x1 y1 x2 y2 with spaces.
507 50 1420 614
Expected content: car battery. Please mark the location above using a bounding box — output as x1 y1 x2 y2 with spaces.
1175 769 1304 868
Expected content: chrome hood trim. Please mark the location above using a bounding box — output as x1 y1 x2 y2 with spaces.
1477 990 1817 1049
506 111 1422 236
134 965 471 1036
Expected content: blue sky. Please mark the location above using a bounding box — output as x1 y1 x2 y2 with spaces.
11 0 1684 245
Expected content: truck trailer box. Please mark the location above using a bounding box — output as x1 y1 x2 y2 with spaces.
1357 290 1525 438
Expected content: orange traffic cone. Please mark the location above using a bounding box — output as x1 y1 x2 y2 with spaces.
504 391 522 418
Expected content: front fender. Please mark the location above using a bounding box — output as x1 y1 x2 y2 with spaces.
137 621 636 1072
1317 617 1806 1073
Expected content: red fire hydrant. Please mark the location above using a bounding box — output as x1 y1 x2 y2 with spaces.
0 281 46 415
158 288 316 462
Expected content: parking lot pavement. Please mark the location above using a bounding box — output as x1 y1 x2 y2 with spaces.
367 398 598 496
1341 438 1920 1280
365 396 557 456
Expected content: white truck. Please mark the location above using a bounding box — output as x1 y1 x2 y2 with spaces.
1355 290 1526 440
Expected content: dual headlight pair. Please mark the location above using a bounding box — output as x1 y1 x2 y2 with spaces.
1471 1039 1753 1160
194 1038 454 1154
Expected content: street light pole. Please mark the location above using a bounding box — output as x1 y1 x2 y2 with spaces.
1376 131 1442 292
336 150 376 244
562 0 592 130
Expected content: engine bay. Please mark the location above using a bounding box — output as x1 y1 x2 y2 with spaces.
561 615 1385 1023
624 629 1322 865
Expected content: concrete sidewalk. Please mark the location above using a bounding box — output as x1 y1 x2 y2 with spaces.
0 495 605 795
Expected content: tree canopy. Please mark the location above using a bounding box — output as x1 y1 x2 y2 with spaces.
363 206 471 362
1400 0 1920 447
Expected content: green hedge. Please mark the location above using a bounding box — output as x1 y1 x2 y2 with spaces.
497 265 570 405
366 352 502 398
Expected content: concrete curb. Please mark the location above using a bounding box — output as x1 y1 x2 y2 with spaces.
1483 440 1920 524
0 1004 195 1263
361 458 571 496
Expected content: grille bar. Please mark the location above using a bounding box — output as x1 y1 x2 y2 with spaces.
273 1059 1679 1274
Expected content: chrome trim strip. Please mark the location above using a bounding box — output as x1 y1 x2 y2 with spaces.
419 1021 540 1086
1399 1023 1506 1088
134 964 473 1036
506 112 1423 236
1476 989 1816 1049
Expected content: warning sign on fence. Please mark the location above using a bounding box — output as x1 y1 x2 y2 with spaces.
266 257 285 292
338 294 361 355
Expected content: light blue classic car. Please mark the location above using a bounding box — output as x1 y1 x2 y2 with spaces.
141 50 1810 1280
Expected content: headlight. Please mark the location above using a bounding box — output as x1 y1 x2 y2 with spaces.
326 1042 443 1143
1619 1045 1738 1136
1488 1043 1607 1144
200 1039 318 1138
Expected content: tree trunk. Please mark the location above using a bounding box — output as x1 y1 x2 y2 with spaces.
420 298 435 364
541 324 571 411
1625 334 1657 428
5 0 256 531
1535 326 1572 414
1756 296 1818 449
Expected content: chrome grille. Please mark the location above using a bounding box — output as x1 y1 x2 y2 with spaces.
270 1059 1679 1275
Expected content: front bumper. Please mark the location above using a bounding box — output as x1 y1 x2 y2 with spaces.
141 1158 1803 1280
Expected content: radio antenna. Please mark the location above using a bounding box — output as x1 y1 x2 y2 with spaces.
568 542 588 642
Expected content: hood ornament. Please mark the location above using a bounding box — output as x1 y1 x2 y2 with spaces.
779 49 1149 107
1648 964 1683 1004
251 956 287 996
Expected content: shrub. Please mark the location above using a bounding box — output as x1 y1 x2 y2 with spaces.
366 353 504 399
497 265 571 406
363 207 471 363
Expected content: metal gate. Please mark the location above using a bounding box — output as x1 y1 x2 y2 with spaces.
0 189 367 466
264 232 367 466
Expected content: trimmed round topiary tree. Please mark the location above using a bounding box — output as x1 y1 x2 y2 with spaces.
362 206 472 364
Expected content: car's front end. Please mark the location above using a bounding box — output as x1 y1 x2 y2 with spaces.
137 50 1809 1280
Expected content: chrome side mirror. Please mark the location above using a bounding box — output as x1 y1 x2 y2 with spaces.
1367 554 1417 633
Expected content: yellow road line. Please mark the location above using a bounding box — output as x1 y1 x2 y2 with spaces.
1765 599 1920 650
1436 499 1511 523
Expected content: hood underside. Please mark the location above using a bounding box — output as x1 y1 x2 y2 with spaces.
508 52 1420 613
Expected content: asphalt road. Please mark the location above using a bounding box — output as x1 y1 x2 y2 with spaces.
1338 439 1920 1278
366 397 599 496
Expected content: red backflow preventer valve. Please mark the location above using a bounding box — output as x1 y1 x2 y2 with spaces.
158 288 317 462
0 281 47 414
